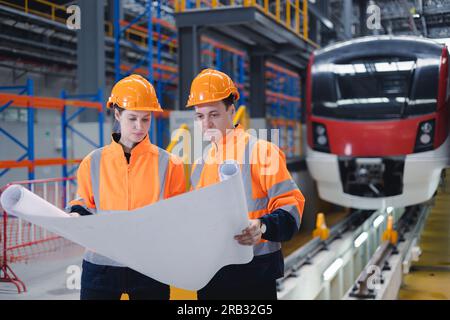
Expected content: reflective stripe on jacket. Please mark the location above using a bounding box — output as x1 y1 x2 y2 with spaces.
190 125 305 257
70 134 186 266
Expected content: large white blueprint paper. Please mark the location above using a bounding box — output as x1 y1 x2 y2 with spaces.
0 164 253 291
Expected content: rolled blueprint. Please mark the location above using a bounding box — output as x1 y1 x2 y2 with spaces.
219 160 240 182
1 184 70 219
0 166 253 291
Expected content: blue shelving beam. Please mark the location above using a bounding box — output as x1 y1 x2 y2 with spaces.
60 89 104 180
0 79 34 180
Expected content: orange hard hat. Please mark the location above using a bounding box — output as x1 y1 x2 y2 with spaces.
186 68 240 108
107 74 163 112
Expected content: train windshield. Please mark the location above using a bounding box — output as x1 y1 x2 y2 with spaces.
312 56 438 119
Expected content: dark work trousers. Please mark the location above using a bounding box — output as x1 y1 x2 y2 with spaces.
197 264 278 300
80 260 170 300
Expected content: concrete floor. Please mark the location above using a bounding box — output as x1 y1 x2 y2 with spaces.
399 177 450 300
0 245 84 300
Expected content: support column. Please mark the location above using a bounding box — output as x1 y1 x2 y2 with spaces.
77 0 105 121
106 0 119 22
300 70 306 124
343 0 353 40
358 0 368 37
249 52 266 130
311 15 322 44
177 25 201 110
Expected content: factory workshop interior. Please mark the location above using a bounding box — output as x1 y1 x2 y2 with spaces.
0 0 450 307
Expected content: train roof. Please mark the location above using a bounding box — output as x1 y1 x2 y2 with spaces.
314 36 446 62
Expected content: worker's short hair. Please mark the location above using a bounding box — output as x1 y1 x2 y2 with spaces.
222 94 235 111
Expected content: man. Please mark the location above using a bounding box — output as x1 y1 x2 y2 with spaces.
187 68 305 299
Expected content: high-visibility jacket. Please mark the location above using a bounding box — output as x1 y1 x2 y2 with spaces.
69 133 186 266
190 125 305 279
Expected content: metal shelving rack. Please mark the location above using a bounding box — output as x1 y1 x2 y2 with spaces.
265 62 302 158
0 79 35 181
201 36 249 109
60 90 104 180
0 80 104 182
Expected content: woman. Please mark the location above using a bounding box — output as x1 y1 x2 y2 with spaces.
68 74 186 300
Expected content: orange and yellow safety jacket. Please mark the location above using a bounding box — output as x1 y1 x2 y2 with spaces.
190 125 305 279
69 133 186 266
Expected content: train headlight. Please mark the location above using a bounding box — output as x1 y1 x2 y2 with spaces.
313 122 330 152
421 122 433 134
316 125 326 136
419 133 431 144
414 120 435 153
317 135 328 146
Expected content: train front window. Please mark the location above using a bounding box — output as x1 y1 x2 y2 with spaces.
312 57 438 119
